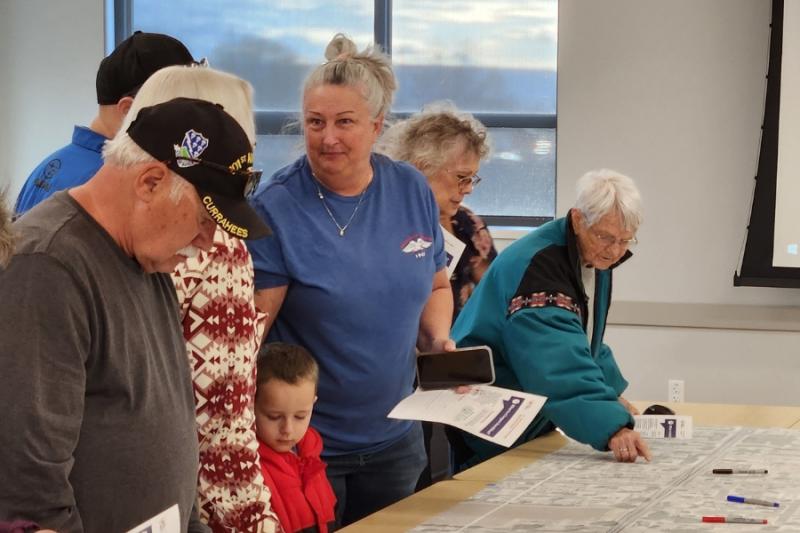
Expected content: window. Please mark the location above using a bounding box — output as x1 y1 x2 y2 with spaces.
119 0 557 225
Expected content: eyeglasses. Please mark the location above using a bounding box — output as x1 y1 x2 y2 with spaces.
449 170 482 191
172 156 263 197
591 230 638 249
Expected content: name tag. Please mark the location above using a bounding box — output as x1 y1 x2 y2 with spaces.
443 226 466 277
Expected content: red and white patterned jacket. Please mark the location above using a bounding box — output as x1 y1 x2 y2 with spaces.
173 227 278 533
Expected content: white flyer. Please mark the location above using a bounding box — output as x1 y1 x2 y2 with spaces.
388 384 547 448
442 226 467 277
634 414 693 439
125 503 180 533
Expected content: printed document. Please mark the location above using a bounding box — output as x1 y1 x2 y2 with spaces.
388 385 547 447
443 226 467 277
125 503 180 533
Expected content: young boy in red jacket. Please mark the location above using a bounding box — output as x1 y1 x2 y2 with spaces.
256 343 336 533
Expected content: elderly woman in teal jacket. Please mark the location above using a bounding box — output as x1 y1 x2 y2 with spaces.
451 168 651 467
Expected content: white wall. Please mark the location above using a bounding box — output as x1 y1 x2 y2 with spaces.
0 0 104 197
604 325 800 406
557 0 800 405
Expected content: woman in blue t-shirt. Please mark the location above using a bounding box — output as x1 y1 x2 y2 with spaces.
246 33 454 528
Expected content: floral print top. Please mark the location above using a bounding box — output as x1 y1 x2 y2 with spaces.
450 206 498 319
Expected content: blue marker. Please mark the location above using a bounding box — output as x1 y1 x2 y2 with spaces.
727 495 780 508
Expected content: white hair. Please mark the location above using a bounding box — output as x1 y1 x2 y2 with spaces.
167 172 191 204
121 65 256 144
574 169 643 232
102 133 157 168
102 134 191 205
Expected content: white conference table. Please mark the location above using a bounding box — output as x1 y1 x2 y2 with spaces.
339 401 800 533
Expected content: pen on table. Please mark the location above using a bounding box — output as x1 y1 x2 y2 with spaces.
702 516 768 524
727 495 780 508
712 468 768 474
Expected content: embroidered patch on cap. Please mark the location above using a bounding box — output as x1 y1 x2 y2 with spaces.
174 129 209 167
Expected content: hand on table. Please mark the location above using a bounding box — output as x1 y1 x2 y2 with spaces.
608 427 652 463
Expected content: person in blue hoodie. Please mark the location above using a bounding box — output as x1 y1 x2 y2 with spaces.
451 168 651 468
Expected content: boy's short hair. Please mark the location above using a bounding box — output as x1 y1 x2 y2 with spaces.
257 342 319 389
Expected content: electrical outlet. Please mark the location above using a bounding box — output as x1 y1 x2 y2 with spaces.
668 379 685 403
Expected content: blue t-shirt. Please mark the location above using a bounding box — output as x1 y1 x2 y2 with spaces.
15 126 106 217
247 153 446 455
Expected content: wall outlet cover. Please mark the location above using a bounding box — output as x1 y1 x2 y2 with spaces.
668 379 685 403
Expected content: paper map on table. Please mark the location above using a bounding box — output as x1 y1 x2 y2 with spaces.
411 426 800 532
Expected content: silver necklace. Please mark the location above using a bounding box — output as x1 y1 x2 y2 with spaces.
311 174 369 237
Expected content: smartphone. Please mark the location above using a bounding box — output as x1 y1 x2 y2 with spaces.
416 346 495 390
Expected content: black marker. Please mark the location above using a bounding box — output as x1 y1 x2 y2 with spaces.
712 468 768 474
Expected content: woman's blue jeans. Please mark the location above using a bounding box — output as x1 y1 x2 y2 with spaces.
324 422 426 528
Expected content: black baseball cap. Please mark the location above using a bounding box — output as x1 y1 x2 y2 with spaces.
126 97 271 240
96 31 195 105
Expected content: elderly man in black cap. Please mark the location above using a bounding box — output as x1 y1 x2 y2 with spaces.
14 31 195 216
0 98 270 533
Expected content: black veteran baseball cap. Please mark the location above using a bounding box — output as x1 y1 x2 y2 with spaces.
96 31 195 105
126 97 271 240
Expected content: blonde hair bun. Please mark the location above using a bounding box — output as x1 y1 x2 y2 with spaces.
325 33 358 61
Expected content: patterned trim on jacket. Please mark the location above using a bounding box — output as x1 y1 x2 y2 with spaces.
508 291 582 318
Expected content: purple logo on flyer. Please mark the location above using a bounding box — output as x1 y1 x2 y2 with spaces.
481 396 524 437
661 418 677 438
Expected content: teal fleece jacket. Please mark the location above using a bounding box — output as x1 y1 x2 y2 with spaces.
451 213 633 464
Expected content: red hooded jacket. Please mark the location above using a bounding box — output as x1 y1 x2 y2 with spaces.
258 428 336 533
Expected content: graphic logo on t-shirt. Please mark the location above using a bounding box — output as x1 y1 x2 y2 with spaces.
33 159 62 191
174 129 209 167
401 234 433 259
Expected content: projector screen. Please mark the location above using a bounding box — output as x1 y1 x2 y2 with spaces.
773 0 800 267
736 0 800 287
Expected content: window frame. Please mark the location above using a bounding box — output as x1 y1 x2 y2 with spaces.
114 0 557 226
